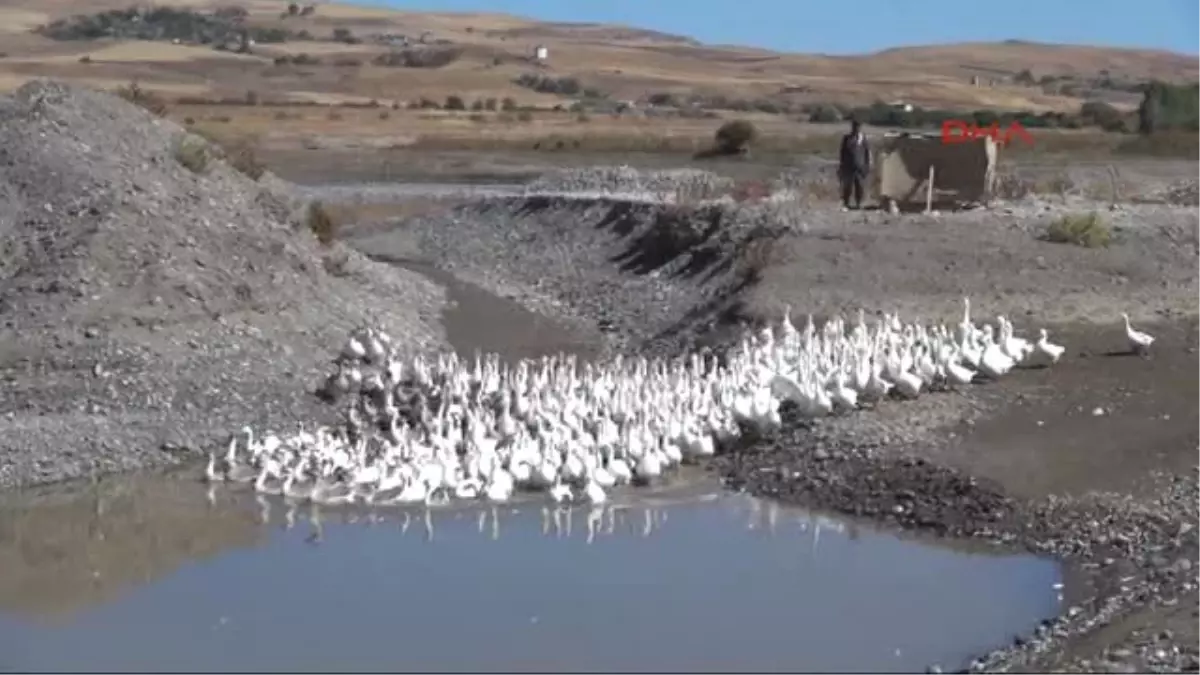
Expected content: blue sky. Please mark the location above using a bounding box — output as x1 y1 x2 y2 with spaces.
371 0 1199 55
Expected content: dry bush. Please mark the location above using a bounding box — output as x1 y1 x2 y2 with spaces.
714 119 757 154
173 134 211 174
187 128 266 181
695 119 758 158
671 175 736 204
305 201 339 246
372 46 462 68
1035 173 1076 198
992 172 1035 200
220 137 266 181
1043 212 1111 248
771 170 839 203
114 80 168 117
730 180 771 203
734 232 780 283
993 171 1075 201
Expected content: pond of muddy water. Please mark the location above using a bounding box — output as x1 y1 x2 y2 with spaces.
0 473 1062 673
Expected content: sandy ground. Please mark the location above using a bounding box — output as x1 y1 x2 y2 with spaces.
322 155 1197 673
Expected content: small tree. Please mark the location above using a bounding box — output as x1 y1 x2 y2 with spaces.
287 2 299 15
1138 83 1164 135
807 104 841 123
444 95 466 111
714 119 757 154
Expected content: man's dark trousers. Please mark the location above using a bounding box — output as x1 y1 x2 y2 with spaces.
840 169 865 209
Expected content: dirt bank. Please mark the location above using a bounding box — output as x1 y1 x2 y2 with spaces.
0 80 446 490
343 174 1197 673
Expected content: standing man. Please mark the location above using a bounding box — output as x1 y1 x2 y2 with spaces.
838 119 871 210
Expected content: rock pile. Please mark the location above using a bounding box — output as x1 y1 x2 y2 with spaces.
0 80 445 489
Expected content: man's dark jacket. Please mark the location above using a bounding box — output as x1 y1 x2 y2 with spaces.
838 133 871 177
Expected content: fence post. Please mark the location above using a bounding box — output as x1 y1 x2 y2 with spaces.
925 165 935 213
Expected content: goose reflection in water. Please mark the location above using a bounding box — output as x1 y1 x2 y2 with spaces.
262 494 847 551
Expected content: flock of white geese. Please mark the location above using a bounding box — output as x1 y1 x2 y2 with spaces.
204 299 1156 508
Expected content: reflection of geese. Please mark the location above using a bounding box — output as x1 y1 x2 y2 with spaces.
541 506 551 536
89 492 107 542
423 509 434 542
552 507 567 538
205 485 217 509
586 506 604 544
747 499 761 531
306 504 324 545
477 509 487 534
490 507 500 541
641 508 654 538
767 501 779 536
256 494 271 525
284 502 297 530
400 511 411 535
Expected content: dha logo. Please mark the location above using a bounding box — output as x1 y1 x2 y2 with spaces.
941 120 1034 147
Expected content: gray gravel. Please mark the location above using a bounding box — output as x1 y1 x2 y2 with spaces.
0 80 446 490
523 165 735 199
395 194 746 356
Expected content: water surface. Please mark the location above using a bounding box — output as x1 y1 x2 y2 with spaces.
0 476 1062 673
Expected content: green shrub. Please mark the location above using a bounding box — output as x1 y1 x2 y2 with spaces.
1044 212 1111 248
173 134 211 174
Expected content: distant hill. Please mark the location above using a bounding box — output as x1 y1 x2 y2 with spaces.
0 0 1194 112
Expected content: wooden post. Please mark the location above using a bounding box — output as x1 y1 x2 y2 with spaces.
925 165 935 213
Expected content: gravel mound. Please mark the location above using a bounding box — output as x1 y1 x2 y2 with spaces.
524 166 734 199
0 80 445 489
399 191 813 359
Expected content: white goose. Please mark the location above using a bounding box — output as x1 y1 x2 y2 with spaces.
1121 313 1154 355
1034 328 1065 365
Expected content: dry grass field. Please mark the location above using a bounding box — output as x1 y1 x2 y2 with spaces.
1 0 1195 107
172 100 1196 161
1 0 1195 157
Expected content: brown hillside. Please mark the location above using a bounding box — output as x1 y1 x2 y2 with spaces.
0 0 1194 112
